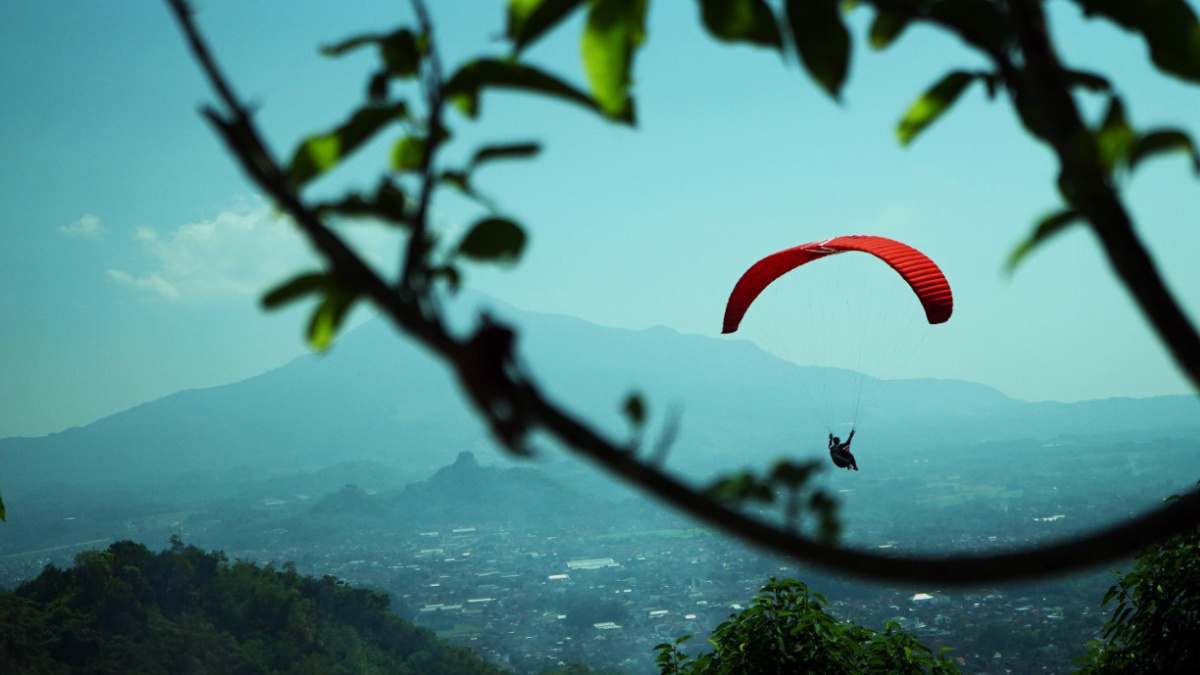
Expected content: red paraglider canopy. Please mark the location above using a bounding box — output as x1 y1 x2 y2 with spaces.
722 235 953 334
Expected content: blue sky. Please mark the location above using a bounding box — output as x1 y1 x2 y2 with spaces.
2 1 1198 437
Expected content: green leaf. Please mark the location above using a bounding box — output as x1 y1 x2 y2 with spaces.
706 471 774 505
1096 96 1135 172
440 170 471 193
321 33 383 57
1128 129 1200 174
868 8 909 50
367 70 389 100
376 179 409 216
785 0 851 99
897 70 977 146
430 123 453 146
375 178 408 219
439 171 498 210
926 0 1011 54
1101 585 1120 606
1071 0 1200 82
307 286 358 351
391 135 426 172
443 58 632 124
768 459 821 488
261 272 328 310
698 0 782 49
508 0 587 53
379 29 422 78
435 143 539 210
317 193 378 220
623 392 646 428
264 271 359 350
1063 69 1111 92
288 103 408 188
1006 209 1082 273
470 142 542 169
809 490 841 543
429 264 462 293
980 71 1001 99
322 29 422 79
314 178 409 227
581 0 647 120
456 217 527 263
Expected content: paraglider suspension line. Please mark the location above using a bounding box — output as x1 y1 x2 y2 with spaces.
851 369 865 428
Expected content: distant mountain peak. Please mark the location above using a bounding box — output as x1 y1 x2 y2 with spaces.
310 482 382 516
383 451 586 526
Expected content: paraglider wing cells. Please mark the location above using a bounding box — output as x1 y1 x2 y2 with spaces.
721 234 953 333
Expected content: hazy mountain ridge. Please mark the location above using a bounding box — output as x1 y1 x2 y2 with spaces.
305 451 591 526
3 298 1197 498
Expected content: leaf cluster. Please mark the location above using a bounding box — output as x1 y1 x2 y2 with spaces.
263 0 653 353
705 460 840 543
654 578 959 674
1008 95 1199 272
494 1 1200 284
1070 0 1200 83
1077 484 1200 674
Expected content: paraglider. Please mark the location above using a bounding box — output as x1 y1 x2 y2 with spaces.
721 235 953 471
722 235 953 335
829 431 858 471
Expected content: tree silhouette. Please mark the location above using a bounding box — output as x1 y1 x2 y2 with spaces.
164 0 1200 585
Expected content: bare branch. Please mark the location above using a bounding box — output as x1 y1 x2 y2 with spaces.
400 0 448 293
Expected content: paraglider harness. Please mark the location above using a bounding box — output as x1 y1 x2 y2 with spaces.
828 430 858 471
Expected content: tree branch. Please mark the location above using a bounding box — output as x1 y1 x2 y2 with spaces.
400 0 447 293
1003 0 1200 394
166 0 1200 587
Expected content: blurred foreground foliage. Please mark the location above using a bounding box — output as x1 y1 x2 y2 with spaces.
148 0 1200 594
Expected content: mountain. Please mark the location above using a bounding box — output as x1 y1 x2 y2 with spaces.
300 451 598 528
2 296 1198 499
383 450 591 526
310 482 387 518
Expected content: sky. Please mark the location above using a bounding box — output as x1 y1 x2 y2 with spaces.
1 0 1198 438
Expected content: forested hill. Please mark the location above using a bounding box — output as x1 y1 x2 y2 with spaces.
0 539 503 675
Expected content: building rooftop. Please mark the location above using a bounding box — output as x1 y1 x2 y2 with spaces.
567 558 619 570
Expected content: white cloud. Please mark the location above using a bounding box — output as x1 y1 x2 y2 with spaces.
60 214 106 238
109 198 398 303
107 269 180 301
